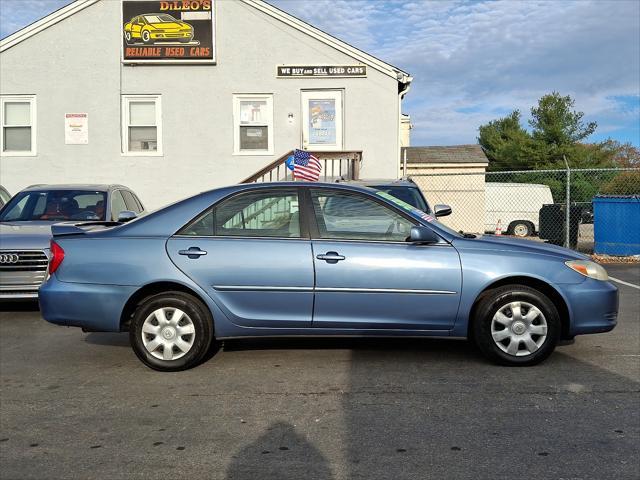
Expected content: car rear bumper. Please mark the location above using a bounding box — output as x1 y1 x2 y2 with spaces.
561 279 619 336
39 276 137 332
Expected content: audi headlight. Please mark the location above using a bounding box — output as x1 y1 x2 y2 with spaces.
565 260 608 281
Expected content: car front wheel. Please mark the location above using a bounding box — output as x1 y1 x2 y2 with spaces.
472 285 560 366
130 291 214 371
142 30 151 44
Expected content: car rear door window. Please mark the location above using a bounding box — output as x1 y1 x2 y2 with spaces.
310 190 415 242
179 190 301 238
216 190 301 237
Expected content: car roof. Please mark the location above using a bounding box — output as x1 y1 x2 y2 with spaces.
336 178 419 188
21 184 130 192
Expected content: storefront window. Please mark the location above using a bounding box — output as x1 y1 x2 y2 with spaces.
122 95 162 155
1 96 36 156
233 95 273 155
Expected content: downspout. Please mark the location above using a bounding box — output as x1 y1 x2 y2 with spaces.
397 74 413 178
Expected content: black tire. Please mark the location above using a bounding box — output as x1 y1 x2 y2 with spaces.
124 31 132 45
141 30 151 44
129 291 214 371
508 221 533 237
472 285 560 366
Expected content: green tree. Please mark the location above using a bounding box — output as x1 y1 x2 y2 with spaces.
529 92 597 146
601 171 640 195
478 110 537 171
478 92 625 170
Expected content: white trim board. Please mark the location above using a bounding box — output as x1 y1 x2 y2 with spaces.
0 0 99 52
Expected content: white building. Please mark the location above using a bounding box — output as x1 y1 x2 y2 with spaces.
0 0 412 209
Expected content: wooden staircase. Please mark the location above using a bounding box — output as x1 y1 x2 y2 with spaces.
241 150 362 183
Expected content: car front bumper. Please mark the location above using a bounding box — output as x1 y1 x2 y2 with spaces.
39 275 137 332
560 278 619 336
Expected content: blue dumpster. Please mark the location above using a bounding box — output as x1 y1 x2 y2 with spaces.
593 195 640 255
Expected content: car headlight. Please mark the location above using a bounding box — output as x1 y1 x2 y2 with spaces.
565 260 609 281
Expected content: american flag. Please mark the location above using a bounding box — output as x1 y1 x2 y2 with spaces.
292 149 322 182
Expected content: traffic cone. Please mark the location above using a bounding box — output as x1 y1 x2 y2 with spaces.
495 219 503 236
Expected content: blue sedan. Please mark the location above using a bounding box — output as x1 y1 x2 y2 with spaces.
39 182 617 371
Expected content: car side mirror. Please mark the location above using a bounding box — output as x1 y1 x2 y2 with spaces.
409 226 440 244
434 204 452 218
117 210 137 223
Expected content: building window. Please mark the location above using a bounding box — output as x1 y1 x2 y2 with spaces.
233 94 273 155
122 95 162 155
1 95 36 156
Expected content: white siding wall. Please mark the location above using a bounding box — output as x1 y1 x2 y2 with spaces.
0 1 401 209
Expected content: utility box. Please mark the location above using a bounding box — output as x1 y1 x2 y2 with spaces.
593 195 640 256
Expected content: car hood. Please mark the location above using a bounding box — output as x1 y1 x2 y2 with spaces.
453 234 588 261
0 222 53 250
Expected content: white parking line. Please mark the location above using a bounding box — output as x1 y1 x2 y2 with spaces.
609 276 640 290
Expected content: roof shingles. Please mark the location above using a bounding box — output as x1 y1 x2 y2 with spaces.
402 145 488 164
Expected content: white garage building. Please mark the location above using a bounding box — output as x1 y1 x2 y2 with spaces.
0 0 412 209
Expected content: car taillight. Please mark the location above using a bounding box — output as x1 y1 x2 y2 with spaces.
49 240 65 274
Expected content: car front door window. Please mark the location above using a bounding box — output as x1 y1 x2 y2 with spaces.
311 190 414 242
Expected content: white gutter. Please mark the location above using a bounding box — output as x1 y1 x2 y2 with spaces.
398 76 413 177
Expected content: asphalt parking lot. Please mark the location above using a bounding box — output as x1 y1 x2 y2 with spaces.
1 265 639 480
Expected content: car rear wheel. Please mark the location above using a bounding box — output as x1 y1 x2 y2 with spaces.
130 291 214 371
472 285 560 366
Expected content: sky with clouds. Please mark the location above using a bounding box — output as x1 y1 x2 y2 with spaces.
1 0 638 147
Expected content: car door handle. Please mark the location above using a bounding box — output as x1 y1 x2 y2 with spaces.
316 251 345 263
178 247 207 259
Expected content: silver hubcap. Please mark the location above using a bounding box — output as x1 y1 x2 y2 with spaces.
491 301 548 357
513 224 529 236
141 307 195 361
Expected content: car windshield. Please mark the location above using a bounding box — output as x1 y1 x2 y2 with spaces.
144 14 177 23
374 191 461 238
0 190 107 222
372 185 429 212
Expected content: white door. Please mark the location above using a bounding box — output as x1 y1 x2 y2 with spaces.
301 90 343 151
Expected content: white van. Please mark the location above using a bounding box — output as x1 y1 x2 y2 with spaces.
485 183 554 237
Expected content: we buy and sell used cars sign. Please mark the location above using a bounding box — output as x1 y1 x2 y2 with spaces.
122 0 215 63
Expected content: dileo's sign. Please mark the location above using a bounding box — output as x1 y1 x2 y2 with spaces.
122 1 215 63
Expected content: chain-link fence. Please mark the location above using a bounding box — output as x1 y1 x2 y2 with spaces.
409 167 640 253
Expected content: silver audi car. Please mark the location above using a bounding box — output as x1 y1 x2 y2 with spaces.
0 184 144 299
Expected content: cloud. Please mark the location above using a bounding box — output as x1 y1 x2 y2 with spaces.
1 0 638 146
272 0 640 146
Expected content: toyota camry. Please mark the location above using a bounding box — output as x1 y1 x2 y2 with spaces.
39 182 618 371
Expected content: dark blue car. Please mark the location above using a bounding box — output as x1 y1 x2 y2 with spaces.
39 182 617 371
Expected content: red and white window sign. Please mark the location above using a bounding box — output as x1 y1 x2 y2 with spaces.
64 113 88 145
